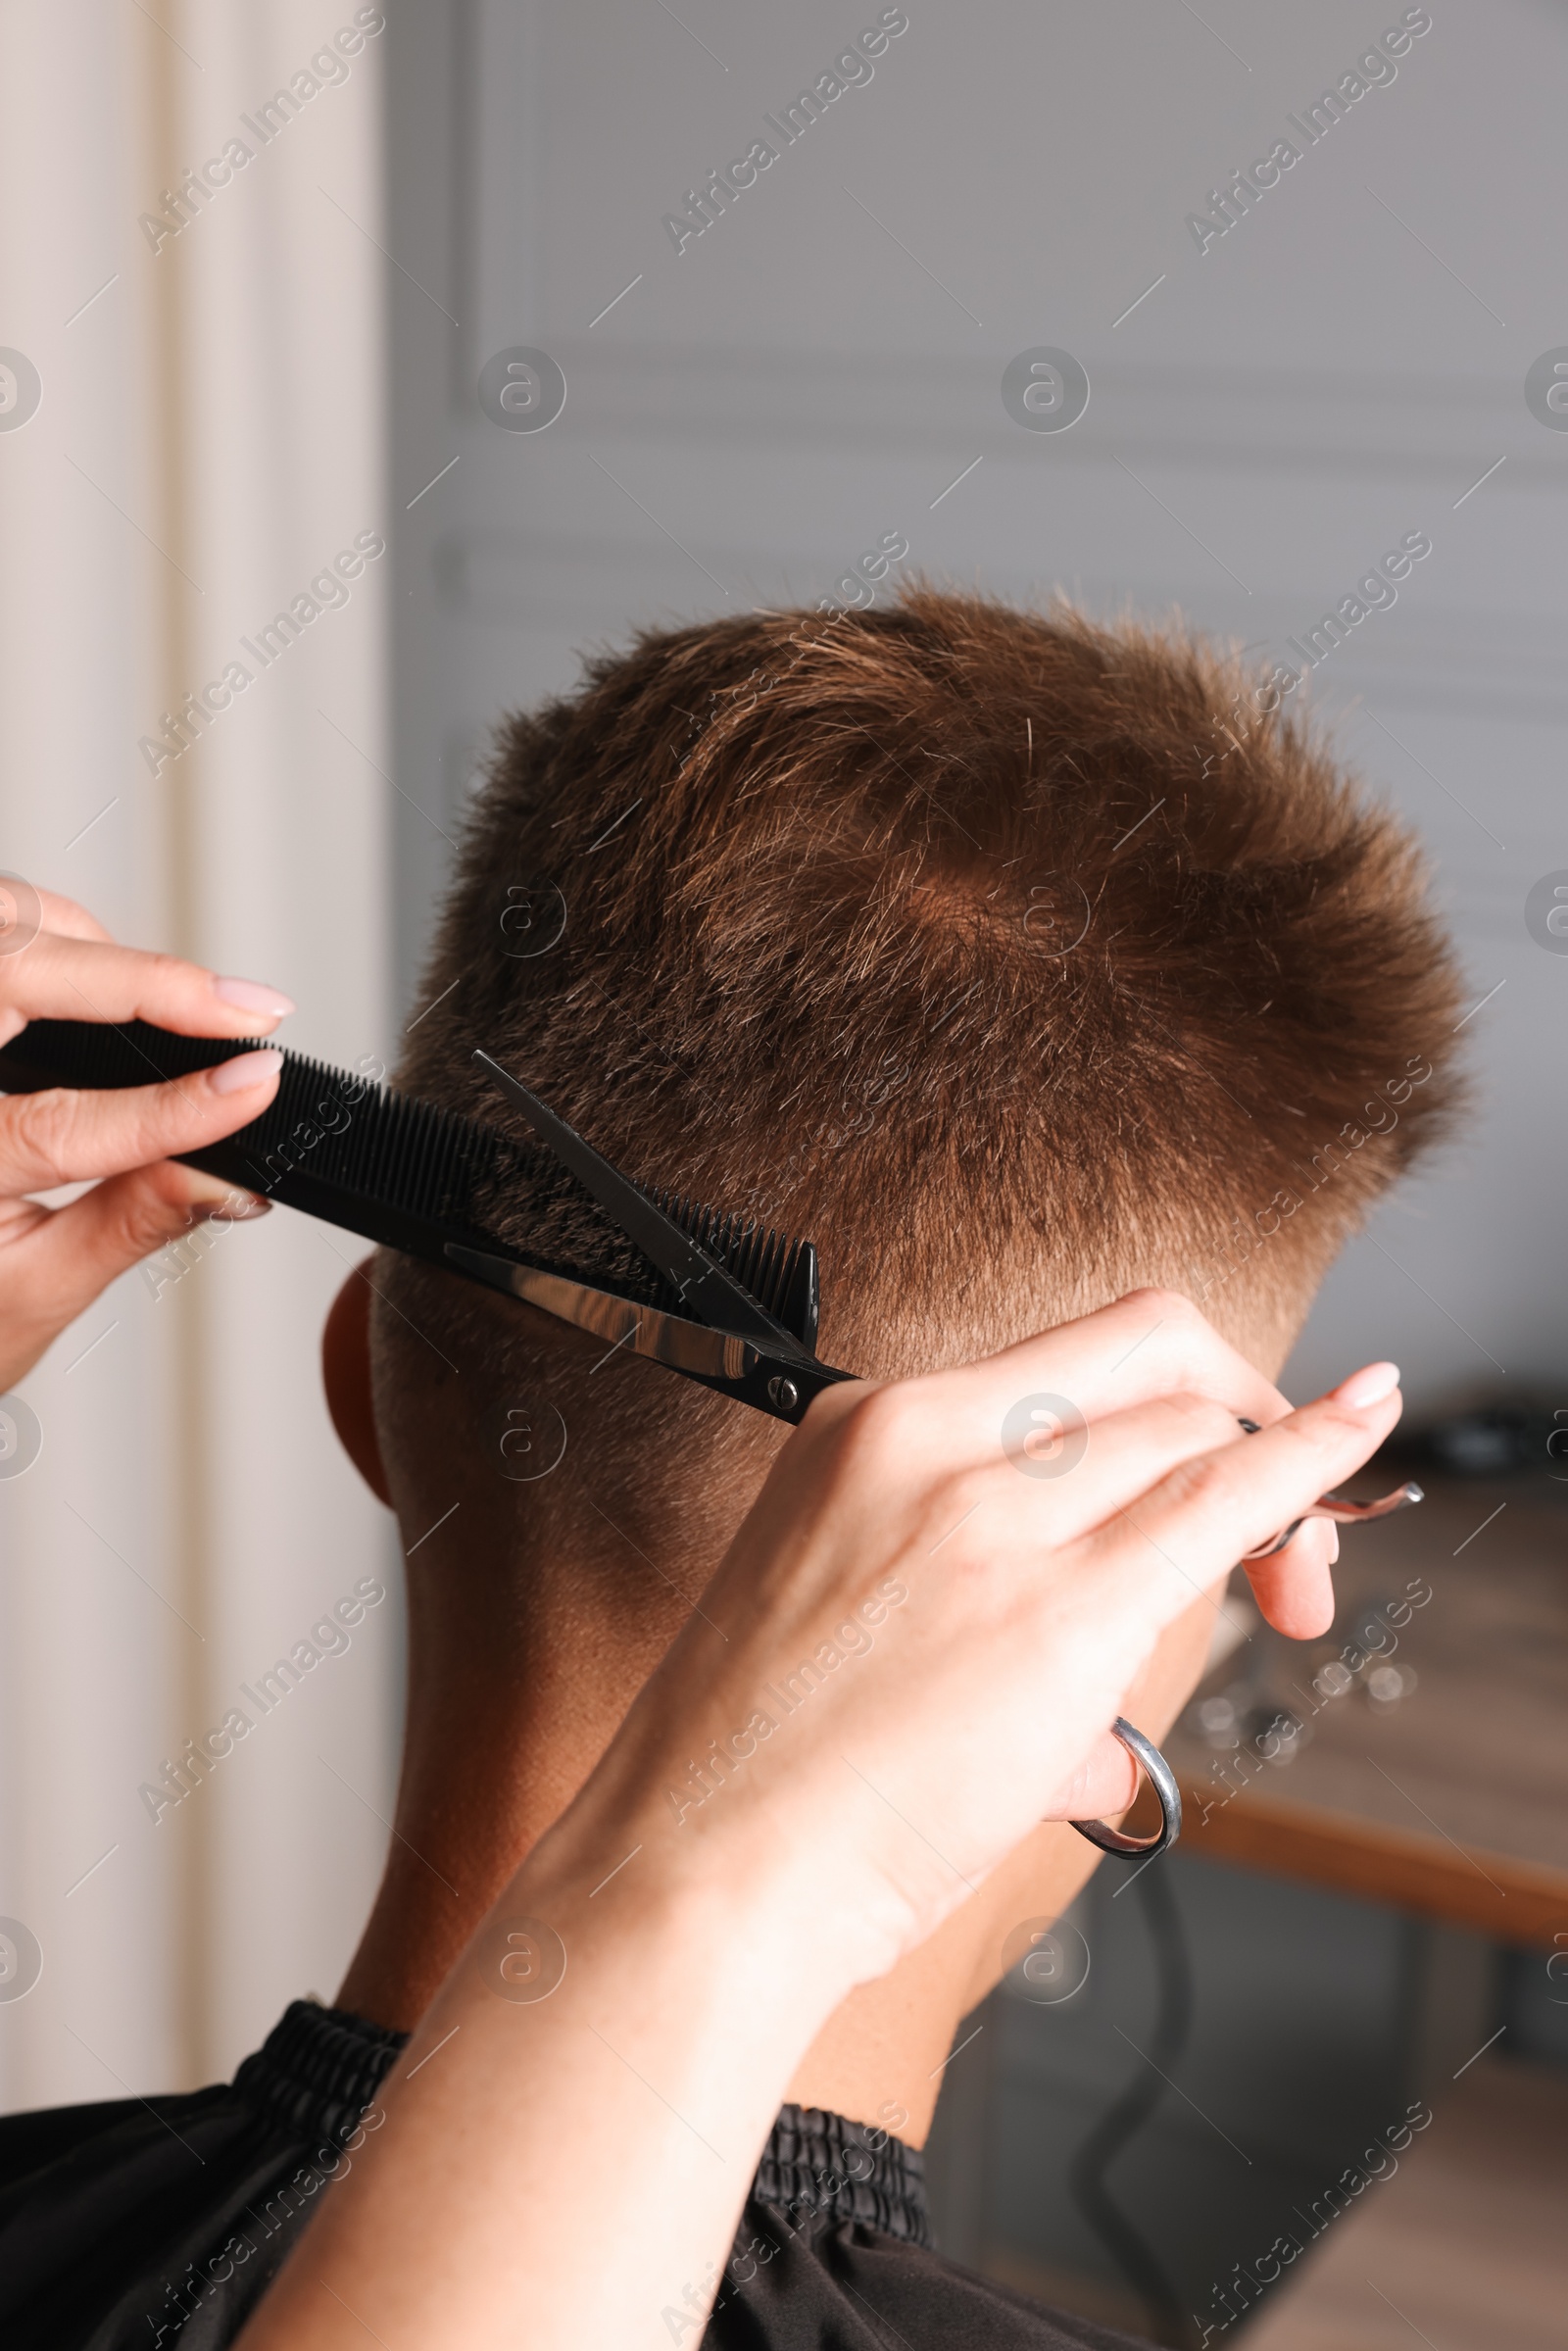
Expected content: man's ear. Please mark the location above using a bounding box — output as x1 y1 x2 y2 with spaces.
322 1259 393 1508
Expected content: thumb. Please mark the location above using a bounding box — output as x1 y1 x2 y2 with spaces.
61 1162 270 1297
2 1163 270 1386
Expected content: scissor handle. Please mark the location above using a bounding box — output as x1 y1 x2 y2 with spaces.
1234 1419 1423 1559
1240 1486 1425 1558
1069 1717 1182 1859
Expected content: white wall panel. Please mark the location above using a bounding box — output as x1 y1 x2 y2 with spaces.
0 0 397 2105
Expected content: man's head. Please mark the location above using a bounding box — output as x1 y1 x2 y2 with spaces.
324 585 1464 2039
361 590 1460 1615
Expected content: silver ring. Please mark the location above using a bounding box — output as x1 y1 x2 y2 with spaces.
1069 1717 1182 1859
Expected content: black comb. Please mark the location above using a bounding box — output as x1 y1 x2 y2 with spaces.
0 1018 819 1347
651 1195 819 1354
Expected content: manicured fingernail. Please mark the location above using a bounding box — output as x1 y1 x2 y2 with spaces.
1333 1361 1400 1409
183 1171 269 1217
208 1190 270 1220
208 1048 283 1096
213 974 295 1018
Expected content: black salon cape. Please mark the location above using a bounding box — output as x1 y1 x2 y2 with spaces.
0 1999 1151 2349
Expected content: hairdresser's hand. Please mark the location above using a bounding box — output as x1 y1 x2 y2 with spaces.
239 1292 1402 2351
0 883 291 1388
571 1288 1400 1986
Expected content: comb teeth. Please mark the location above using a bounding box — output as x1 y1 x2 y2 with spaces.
189 1045 530 1231
0 1019 822 1342
653 1190 819 1352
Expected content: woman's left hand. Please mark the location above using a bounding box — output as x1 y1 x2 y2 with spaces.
0 883 292 1390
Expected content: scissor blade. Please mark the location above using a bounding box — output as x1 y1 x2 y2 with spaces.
443 1241 855 1422
445 1244 747 1379
472 1051 809 1355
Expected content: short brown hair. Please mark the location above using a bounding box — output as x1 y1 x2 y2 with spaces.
371 588 1464 1546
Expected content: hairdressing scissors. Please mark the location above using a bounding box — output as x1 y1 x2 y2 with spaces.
458 1052 1422 1863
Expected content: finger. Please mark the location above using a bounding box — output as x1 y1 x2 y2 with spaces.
35 888 114 943
1086 1363 1403 1641
1004 1387 1338 1634
0 1163 269 1389
906 1289 1290 1466
180 1165 271 1211
925 1428 1330 1652
1227 1416 1343 1635
0 928 294 1036
1240 1537 1338 1641
0 1053 282 1192
1040 1728 1139 1821
997 1388 1250 1529
57 1163 270 1297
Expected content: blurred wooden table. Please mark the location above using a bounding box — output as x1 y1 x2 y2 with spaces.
1245 2056 1568 2351
1165 1474 1568 1949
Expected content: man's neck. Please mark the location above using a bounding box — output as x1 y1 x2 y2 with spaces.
334 1598 603 2032
331 1604 991 2144
330 1501 1143 2145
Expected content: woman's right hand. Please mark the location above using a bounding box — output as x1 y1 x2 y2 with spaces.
0 881 292 1390
241 1291 1403 2350
564 1286 1400 1988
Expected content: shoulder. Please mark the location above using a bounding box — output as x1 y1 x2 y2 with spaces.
0 1999 404 2350
706 2209 1156 2346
